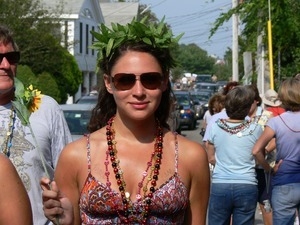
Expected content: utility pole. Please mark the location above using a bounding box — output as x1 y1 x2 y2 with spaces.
267 0 274 89
232 0 239 82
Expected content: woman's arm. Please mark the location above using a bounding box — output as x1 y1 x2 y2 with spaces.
206 142 216 166
41 141 84 225
0 154 33 225
182 141 210 225
252 126 275 172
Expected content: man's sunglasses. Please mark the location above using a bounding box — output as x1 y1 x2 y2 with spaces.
0 51 20 64
111 72 164 91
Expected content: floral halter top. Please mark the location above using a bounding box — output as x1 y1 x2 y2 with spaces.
79 133 188 224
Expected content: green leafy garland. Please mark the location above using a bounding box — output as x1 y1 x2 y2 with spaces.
91 16 184 65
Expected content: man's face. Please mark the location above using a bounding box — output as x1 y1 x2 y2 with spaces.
0 42 18 94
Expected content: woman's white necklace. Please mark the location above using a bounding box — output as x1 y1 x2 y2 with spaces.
2 107 16 157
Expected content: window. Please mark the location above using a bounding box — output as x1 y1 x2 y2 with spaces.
79 22 83 53
86 24 89 54
92 26 95 56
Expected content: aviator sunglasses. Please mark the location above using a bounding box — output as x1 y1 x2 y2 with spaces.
0 51 20 64
111 72 164 91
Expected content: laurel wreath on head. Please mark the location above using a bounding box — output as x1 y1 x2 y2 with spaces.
91 16 184 66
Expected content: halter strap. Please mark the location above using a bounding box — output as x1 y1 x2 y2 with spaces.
85 134 91 173
174 132 179 173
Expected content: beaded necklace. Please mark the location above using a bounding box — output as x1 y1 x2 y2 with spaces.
217 119 253 137
2 107 16 157
105 116 163 224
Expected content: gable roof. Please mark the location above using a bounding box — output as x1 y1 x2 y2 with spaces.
99 2 139 27
41 0 104 22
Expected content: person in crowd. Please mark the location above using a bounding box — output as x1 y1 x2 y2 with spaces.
206 85 262 225
252 76 300 225
262 89 285 116
0 25 72 224
247 84 275 225
200 92 226 137
0 153 33 225
41 18 210 225
202 81 239 145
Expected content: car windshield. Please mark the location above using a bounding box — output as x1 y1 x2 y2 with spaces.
193 94 210 101
63 110 91 135
176 96 190 106
76 96 98 104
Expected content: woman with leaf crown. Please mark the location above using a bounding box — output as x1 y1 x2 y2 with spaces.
41 17 210 225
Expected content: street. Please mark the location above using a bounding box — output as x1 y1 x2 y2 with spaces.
180 120 264 225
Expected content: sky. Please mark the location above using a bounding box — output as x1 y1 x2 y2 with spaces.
139 0 232 59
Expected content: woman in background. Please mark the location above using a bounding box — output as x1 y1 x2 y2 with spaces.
207 86 262 225
253 76 300 225
200 93 225 137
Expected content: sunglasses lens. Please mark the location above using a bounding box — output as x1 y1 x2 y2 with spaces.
113 73 136 90
112 72 163 90
0 52 20 64
140 72 163 90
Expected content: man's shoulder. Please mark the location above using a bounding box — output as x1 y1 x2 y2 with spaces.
40 95 61 109
33 95 61 116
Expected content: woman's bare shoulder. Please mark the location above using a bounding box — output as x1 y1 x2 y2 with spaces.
175 134 208 169
176 134 206 154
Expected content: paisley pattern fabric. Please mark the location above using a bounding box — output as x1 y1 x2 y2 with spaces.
79 134 189 224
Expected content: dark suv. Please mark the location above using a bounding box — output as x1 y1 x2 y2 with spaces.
195 74 212 83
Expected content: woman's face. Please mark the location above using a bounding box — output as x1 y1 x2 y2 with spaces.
104 51 168 120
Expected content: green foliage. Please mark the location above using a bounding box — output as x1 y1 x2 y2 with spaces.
176 43 215 75
36 72 61 103
91 16 184 69
171 67 184 82
210 0 300 81
16 65 38 87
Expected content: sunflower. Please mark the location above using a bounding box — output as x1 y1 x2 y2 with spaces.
25 85 43 113
12 78 43 126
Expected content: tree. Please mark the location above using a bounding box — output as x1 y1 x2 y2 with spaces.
0 0 82 103
210 0 300 80
36 72 61 103
176 43 215 75
16 65 38 87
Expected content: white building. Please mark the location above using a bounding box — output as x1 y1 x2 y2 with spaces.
42 0 138 103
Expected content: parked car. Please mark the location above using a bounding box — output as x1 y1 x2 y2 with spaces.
190 91 212 119
76 95 98 105
193 91 212 117
193 82 218 94
173 91 197 130
60 104 93 140
216 80 228 93
195 74 212 83
169 92 183 134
